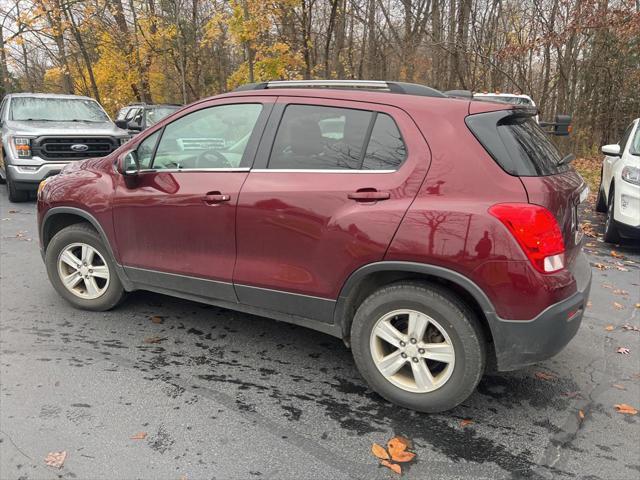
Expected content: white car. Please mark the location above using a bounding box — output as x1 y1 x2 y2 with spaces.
596 118 640 243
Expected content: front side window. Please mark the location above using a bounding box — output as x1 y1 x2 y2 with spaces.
150 103 262 170
267 105 407 171
10 97 110 122
631 124 640 156
137 130 161 169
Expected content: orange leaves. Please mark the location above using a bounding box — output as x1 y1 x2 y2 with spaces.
610 250 624 259
371 436 416 475
130 432 147 440
150 315 164 324
460 419 474 427
614 404 638 415
534 371 556 381
605 325 614 331
44 451 67 469
616 347 630 355
371 443 389 460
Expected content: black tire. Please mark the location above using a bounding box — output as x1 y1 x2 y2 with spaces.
45 223 125 311
603 186 620 244
595 177 607 213
6 168 29 202
350 281 485 413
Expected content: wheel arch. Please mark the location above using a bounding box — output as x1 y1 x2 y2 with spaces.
41 207 133 290
334 262 497 367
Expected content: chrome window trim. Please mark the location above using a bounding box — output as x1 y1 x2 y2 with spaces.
250 168 396 174
137 167 251 174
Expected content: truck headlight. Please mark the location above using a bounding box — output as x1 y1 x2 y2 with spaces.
12 137 32 158
621 166 640 186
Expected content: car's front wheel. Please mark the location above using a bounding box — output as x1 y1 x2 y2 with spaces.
45 223 125 310
350 281 485 413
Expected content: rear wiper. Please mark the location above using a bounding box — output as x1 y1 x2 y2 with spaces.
558 153 575 166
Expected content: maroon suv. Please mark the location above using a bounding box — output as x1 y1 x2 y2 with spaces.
37 80 592 412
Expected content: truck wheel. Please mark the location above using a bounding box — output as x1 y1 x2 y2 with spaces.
45 223 125 311
603 186 620 244
350 281 485 413
6 169 29 202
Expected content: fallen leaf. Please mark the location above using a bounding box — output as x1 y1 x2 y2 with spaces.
616 266 630 272
143 336 165 344
8 209 17 214
616 347 630 355
613 289 629 296
612 384 626 390
613 302 625 310
387 436 411 456
622 324 640 332
44 451 67 469
614 404 638 415
587 301 593 308
578 410 585 420
561 391 581 398
130 432 147 440
371 443 389 460
460 418 474 427
150 315 164 324
380 459 402 474
391 450 416 463
611 250 624 258
635 303 640 309
594 263 608 270
605 325 614 331
602 283 614 289
535 371 556 381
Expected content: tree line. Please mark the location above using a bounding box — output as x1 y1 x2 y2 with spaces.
1 0 638 153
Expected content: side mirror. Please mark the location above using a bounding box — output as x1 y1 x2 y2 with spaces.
127 119 143 131
115 119 128 129
601 144 621 157
553 114 572 136
118 149 139 176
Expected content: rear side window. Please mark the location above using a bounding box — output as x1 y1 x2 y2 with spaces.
466 111 566 176
268 105 407 171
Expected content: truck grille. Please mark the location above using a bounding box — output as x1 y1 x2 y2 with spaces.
34 137 117 160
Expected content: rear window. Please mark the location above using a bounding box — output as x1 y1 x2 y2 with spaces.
466 111 567 176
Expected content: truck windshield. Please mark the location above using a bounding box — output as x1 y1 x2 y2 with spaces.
145 106 180 126
10 97 110 122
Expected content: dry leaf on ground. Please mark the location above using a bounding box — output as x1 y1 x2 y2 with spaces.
371 443 389 460
387 436 411 455
616 347 630 354
150 315 164 324
391 450 416 463
535 371 556 381
613 289 628 296
622 324 640 332
614 404 638 415
131 432 147 440
578 410 585 420
612 384 626 390
613 302 625 310
561 391 581 398
636 303 640 309
44 451 67 469
143 336 165 344
605 325 614 331
594 263 608 270
381 459 402 474
460 419 474 427
611 250 624 258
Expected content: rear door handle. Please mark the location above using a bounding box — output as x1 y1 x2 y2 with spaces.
348 189 391 202
203 191 231 205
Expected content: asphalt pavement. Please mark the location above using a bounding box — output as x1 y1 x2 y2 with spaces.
0 192 638 480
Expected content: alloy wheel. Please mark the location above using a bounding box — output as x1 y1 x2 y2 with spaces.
370 309 455 393
57 242 110 299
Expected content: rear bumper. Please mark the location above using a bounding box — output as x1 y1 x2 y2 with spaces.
490 251 592 371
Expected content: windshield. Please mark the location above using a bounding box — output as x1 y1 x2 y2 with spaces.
10 97 110 122
145 106 180 126
631 125 640 156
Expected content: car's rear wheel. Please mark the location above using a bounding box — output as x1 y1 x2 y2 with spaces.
350 281 485 412
45 223 125 311
603 186 620 244
6 169 29 202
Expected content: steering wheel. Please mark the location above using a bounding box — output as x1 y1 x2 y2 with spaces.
194 149 233 169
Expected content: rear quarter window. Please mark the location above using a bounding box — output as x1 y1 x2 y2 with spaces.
466 111 568 176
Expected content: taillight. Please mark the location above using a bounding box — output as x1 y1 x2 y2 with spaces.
489 203 565 273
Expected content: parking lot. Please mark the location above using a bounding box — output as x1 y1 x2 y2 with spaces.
0 193 638 480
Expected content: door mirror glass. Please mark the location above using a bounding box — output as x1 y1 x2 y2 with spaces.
115 119 128 129
552 114 572 136
120 150 139 175
127 117 143 131
601 144 621 157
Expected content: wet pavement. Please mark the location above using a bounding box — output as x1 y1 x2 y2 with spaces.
0 193 638 480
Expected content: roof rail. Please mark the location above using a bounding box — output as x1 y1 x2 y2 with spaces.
233 80 447 98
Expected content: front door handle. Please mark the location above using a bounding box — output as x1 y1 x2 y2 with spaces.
203 191 231 205
348 189 391 202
